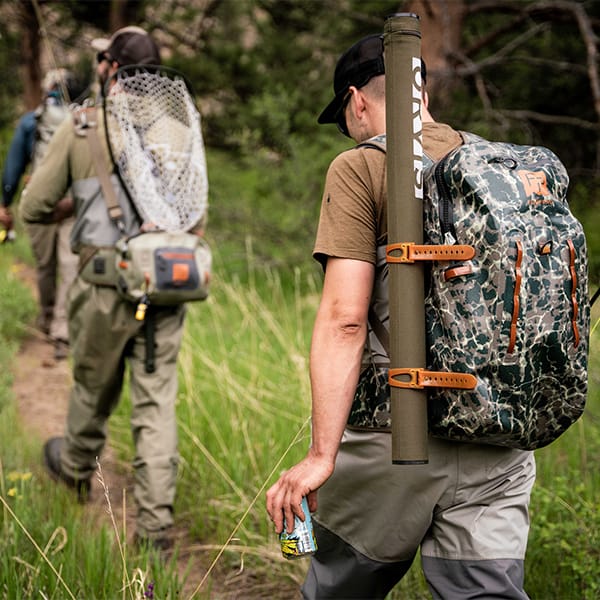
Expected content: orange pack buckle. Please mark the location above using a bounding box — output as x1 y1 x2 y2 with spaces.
389 368 477 390
386 242 475 264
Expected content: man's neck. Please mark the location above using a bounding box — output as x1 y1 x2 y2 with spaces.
422 105 435 124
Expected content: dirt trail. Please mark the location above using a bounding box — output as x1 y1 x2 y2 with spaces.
10 263 278 598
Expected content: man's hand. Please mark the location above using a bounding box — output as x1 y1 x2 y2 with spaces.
266 448 335 535
51 197 74 223
0 206 13 230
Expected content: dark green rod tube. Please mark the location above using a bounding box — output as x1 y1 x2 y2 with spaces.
384 13 428 464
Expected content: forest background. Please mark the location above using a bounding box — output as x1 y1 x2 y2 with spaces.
0 0 599 598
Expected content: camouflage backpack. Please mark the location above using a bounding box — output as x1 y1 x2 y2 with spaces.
362 132 590 450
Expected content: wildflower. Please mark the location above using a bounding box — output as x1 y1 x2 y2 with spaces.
7 471 32 482
7 487 17 497
144 581 155 599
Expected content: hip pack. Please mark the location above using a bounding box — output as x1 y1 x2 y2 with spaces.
115 230 211 307
359 133 590 450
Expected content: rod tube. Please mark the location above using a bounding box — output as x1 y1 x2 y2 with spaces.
384 13 429 464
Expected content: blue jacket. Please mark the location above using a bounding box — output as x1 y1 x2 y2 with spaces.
2 110 36 207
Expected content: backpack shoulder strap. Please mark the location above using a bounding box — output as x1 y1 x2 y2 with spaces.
356 134 437 168
74 105 125 232
458 130 486 145
356 134 387 152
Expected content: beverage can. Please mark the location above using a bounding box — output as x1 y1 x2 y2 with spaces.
279 496 318 559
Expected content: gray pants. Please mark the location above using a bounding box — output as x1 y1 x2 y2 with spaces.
302 429 535 599
60 277 185 536
303 523 527 599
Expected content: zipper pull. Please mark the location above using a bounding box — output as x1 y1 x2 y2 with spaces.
444 231 457 245
135 294 149 322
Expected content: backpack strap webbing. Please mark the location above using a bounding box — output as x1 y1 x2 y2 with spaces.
368 305 390 354
590 286 600 308
144 308 156 374
74 106 125 232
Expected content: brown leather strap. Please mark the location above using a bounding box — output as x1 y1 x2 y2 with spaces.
444 264 473 281
387 242 475 263
389 368 477 390
508 240 523 354
567 239 581 348
82 107 124 229
77 244 99 273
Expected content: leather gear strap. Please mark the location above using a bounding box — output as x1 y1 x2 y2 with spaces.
387 242 475 263
389 368 477 390
76 106 125 232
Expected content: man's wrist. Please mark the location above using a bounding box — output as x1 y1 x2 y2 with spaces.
307 444 337 467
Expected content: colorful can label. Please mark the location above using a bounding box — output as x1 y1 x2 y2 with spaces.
279 496 318 559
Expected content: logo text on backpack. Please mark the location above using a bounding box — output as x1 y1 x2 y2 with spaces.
518 170 552 204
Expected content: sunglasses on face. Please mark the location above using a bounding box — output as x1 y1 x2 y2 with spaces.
96 52 111 64
335 90 352 138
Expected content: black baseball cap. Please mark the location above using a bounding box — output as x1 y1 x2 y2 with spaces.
318 34 385 125
91 26 161 66
318 34 427 126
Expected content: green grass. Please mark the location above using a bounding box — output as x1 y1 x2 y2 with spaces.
108 245 600 598
524 308 600 599
109 249 320 593
0 236 186 599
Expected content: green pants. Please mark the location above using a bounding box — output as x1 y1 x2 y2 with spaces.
25 217 78 341
60 276 185 535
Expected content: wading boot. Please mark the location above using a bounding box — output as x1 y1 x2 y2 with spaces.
43 436 91 502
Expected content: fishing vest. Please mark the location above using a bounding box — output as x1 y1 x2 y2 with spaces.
70 175 141 252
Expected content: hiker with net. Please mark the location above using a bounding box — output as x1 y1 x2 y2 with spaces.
1 69 81 359
266 34 536 599
20 25 210 552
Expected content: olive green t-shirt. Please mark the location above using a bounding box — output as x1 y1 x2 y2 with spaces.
313 122 463 267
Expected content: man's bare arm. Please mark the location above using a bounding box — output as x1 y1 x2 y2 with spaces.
266 257 374 533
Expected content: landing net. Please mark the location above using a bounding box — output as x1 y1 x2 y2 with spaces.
104 67 208 232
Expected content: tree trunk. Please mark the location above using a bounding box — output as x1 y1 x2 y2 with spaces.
19 0 42 110
404 0 466 100
109 0 130 32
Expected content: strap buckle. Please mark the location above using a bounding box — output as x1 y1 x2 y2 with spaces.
386 242 475 264
389 368 477 390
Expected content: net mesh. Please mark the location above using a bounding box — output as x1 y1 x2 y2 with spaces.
104 68 208 232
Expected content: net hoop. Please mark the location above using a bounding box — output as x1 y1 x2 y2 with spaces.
104 65 208 232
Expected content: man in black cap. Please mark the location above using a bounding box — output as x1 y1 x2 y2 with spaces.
21 26 194 553
92 25 161 76
267 34 534 599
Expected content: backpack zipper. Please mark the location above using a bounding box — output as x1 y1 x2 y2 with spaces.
567 239 581 347
508 240 523 354
434 157 457 245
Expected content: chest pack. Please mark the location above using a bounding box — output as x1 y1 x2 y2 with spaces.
359 133 590 450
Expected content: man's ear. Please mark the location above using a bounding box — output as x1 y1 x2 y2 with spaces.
422 90 429 109
350 86 366 116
